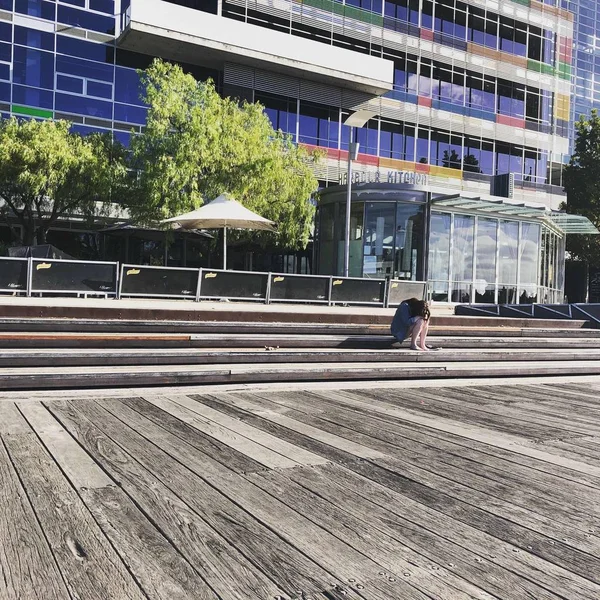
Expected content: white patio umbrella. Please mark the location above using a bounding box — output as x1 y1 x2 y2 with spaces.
162 193 276 269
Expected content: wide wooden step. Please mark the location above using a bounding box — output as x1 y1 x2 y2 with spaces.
2 347 600 367
0 360 598 390
2 332 600 349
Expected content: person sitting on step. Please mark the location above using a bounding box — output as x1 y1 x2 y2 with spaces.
390 297 433 351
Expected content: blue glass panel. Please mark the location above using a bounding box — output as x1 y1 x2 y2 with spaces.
87 79 112 99
115 67 144 105
12 85 54 108
113 130 131 147
90 0 115 15
0 42 10 62
0 23 11 43
0 63 9 81
61 0 86 7
56 74 84 94
56 55 113 82
0 81 9 101
0 0 12 10
55 92 112 118
57 36 113 62
72 124 106 136
57 5 115 34
14 26 55 51
15 0 55 20
113 102 146 124
13 47 54 89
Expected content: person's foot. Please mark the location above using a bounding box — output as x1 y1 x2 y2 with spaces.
419 346 430 351
409 345 421 351
425 345 441 351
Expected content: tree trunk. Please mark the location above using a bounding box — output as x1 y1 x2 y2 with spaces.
23 224 35 246
35 227 47 245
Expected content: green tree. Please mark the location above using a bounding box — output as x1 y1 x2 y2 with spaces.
0 117 127 246
563 109 600 264
128 59 321 249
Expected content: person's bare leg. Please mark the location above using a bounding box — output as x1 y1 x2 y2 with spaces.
419 319 430 350
410 318 424 350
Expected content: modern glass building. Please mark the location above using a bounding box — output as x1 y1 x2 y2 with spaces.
0 0 595 301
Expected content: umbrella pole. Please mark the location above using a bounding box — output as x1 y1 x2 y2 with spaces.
223 227 227 270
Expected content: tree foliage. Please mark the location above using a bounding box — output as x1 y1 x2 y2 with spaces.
0 117 127 245
563 109 600 264
127 59 321 249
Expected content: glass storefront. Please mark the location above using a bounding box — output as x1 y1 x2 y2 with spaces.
316 184 569 304
429 210 563 304
316 186 426 280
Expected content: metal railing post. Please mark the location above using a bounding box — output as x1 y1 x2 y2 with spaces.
195 268 203 302
265 272 272 305
26 257 33 297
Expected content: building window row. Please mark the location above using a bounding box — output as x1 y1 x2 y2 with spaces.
223 0 556 66
258 92 551 184
386 51 553 124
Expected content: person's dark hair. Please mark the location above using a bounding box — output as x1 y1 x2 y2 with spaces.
406 298 430 320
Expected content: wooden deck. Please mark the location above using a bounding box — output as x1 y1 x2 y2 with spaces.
3 381 600 599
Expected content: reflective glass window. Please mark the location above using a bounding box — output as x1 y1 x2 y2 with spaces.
56 73 84 94
0 42 11 63
13 47 54 89
394 202 423 280
115 67 145 106
475 217 497 302
364 202 396 277
0 63 9 81
14 26 54 51
12 84 53 108
429 212 450 280
55 92 112 118
56 55 113 82
0 23 10 43
452 214 474 282
57 36 113 63
519 222 539 302
57 5 115 34
498 220 519 285
87 80 112 99
15 0 55 20
114 102 146 124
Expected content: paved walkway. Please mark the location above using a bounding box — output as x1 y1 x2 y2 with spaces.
3 379 600 599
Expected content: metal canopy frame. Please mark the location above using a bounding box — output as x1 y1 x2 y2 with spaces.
431 194 599 235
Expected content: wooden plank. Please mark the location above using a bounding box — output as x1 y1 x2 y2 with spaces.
0 436 69 600
245 468 493 600
18 401 112 490
325 390 600 525
199 392 386 459
368 455 600 589
54 399 353 599
0 402 31 434
287 462 600 600
4 430 146 600
143 394 310 469
98 402 437 600
51 399 292 600
102 397 263 479
252 390 600 557
306 388 600 477
441 386 600 431
353 387 574 440
167 393 330 467
37 400 217 600
257 388 600 490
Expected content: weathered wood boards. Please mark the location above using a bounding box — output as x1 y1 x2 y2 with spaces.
2 380 600 598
